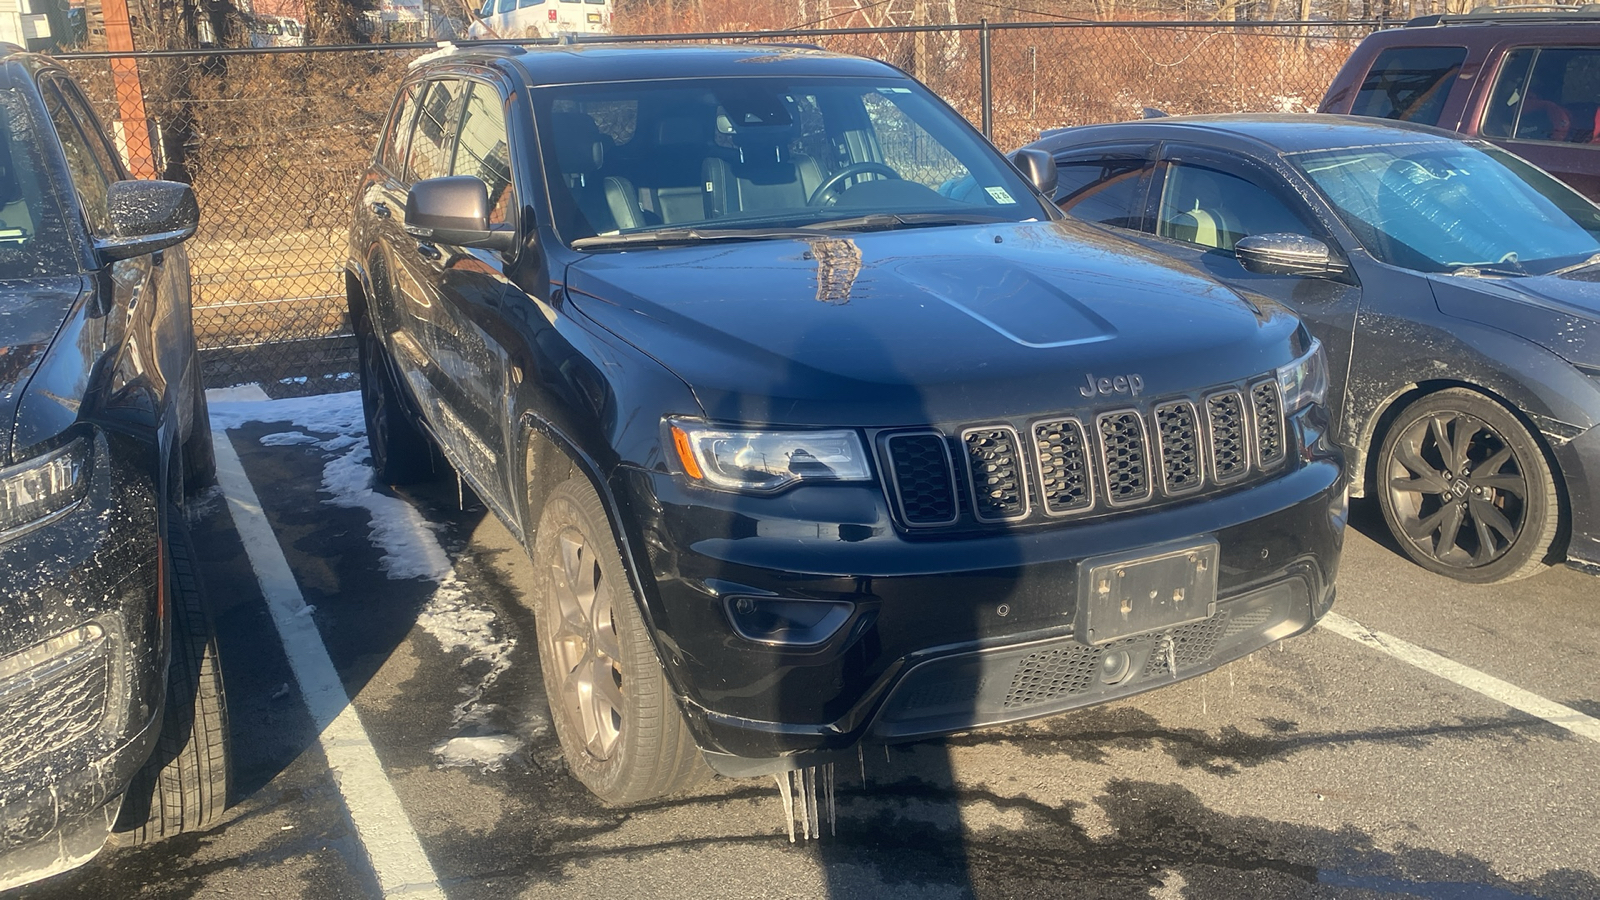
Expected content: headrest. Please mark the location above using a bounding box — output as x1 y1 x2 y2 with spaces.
552 111 604 176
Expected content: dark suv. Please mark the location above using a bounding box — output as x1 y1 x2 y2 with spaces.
1321 6 1600 201
346 43 1345 803
0 49 227 890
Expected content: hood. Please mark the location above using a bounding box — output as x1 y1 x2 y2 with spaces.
564 221 1302 427
0 276 93 463
1429 269 1600 368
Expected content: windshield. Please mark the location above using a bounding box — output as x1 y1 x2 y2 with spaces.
0 90 74 281
532 76 1049 248
1290 141 1600 275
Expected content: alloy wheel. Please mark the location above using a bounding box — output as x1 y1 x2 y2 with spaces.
546 527 626 761
1384 410 1528 569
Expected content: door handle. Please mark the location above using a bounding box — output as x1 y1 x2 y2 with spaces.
415 242 441 261
372 201 392 219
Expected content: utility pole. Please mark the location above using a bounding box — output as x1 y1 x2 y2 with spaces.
99 0 157 178
913 0 926 82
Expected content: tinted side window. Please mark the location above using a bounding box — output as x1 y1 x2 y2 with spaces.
1482 47 1600 144
1352 46 1467 126
407 79 467 183
1156 163 1316 252
379 82 421 173
40 79 114 235
1053 155 1151 229
453 83 514 227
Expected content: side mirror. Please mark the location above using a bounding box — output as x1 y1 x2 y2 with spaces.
405 176 517 253
1235 233 1349 279
96 180 199 261
1011 148 1058 198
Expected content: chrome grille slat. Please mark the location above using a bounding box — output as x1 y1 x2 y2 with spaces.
1205 390 1251 484
1032 418 1094 516
962 426 1029 522
1095 410 1152 506
1153 401 1204 496
1251 380 1286 468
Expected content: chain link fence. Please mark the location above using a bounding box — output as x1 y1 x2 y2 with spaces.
57 21 1372 394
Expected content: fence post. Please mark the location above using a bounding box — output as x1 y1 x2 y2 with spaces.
980 18 991 138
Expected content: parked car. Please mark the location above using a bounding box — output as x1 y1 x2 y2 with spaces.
1021 112 1600 583
1320 5 1600 202
346 44 1344 803
0 48 229 890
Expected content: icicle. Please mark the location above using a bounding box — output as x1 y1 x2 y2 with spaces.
457 471 465 510
858 745 867 787
1163 635 1178 679
774 772 796 843
825 763 837 838
804 767 819 840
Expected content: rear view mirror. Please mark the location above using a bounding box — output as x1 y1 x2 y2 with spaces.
1011 148 1058 198
96 180 199 261
1235 233 1349 279
406 176 517 253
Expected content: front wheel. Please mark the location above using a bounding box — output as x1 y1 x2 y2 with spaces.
530 478 709 805
357 320 433 485
114 509 231 843
1375 388 1561 583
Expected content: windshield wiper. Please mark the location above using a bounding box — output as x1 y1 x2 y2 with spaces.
1545 252 1600 277
570 227 824 250
800 212 1011 233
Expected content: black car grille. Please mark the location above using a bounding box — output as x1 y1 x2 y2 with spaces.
961 427 1028 522
883 432 958 526
882 373 1291 529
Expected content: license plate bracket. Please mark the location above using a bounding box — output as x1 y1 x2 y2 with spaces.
1075 540 1219 646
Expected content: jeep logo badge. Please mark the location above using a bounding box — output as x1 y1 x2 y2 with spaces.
1080 373 1145 398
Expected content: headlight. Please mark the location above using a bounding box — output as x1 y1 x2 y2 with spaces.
668 419 872 493
1276 339 1328 415
0 436 90 536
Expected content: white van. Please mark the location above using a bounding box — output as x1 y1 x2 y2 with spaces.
467 0 610 39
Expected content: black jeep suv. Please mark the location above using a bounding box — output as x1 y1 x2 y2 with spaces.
0 49 227 890
346 43 1345 803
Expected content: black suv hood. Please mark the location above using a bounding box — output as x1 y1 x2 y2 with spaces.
0 275 90 462
1429 269 1600 368
564 221 1301 427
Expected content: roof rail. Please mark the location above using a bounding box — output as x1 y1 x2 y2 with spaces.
1406 3 1600 26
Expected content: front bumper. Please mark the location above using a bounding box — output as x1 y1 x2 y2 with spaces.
1552 422 1600 572
621 444 1343 776
0 437 164 891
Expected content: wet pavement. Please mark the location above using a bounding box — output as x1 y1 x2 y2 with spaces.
11 391 1600 900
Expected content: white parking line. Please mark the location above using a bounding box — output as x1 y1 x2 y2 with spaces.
212 433 448 899
1321 612 1600 744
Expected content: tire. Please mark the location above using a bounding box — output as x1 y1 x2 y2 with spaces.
114 509 231 843
357 319 433 485
181 375 217 495
1375 388 1561 583
531 478 710 805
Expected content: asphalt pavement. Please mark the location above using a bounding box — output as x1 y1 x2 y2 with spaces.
11 392 1599 900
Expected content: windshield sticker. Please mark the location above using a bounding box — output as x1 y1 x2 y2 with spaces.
985 186 1017 205
875 87 913 94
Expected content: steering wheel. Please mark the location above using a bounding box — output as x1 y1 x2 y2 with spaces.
807 162 902 206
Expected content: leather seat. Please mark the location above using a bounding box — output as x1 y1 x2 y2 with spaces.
551 111 644 234
701 108 823 217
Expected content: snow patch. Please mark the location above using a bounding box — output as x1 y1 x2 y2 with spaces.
210 390 520 771
432 734 523 771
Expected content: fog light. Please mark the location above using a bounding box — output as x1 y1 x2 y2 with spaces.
1099 649 1133 685
726 596 854 647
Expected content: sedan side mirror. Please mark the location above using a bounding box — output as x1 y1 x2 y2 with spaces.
1235 233 1348 279
96 180 199 261
1011 148 1058 198
405 176 517 254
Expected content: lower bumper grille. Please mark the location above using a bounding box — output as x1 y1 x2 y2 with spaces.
0 626 111 775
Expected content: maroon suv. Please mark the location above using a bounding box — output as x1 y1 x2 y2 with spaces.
1321 7 1600 201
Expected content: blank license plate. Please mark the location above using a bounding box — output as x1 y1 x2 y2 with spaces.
1075 540 1219 646
587 12 602 22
